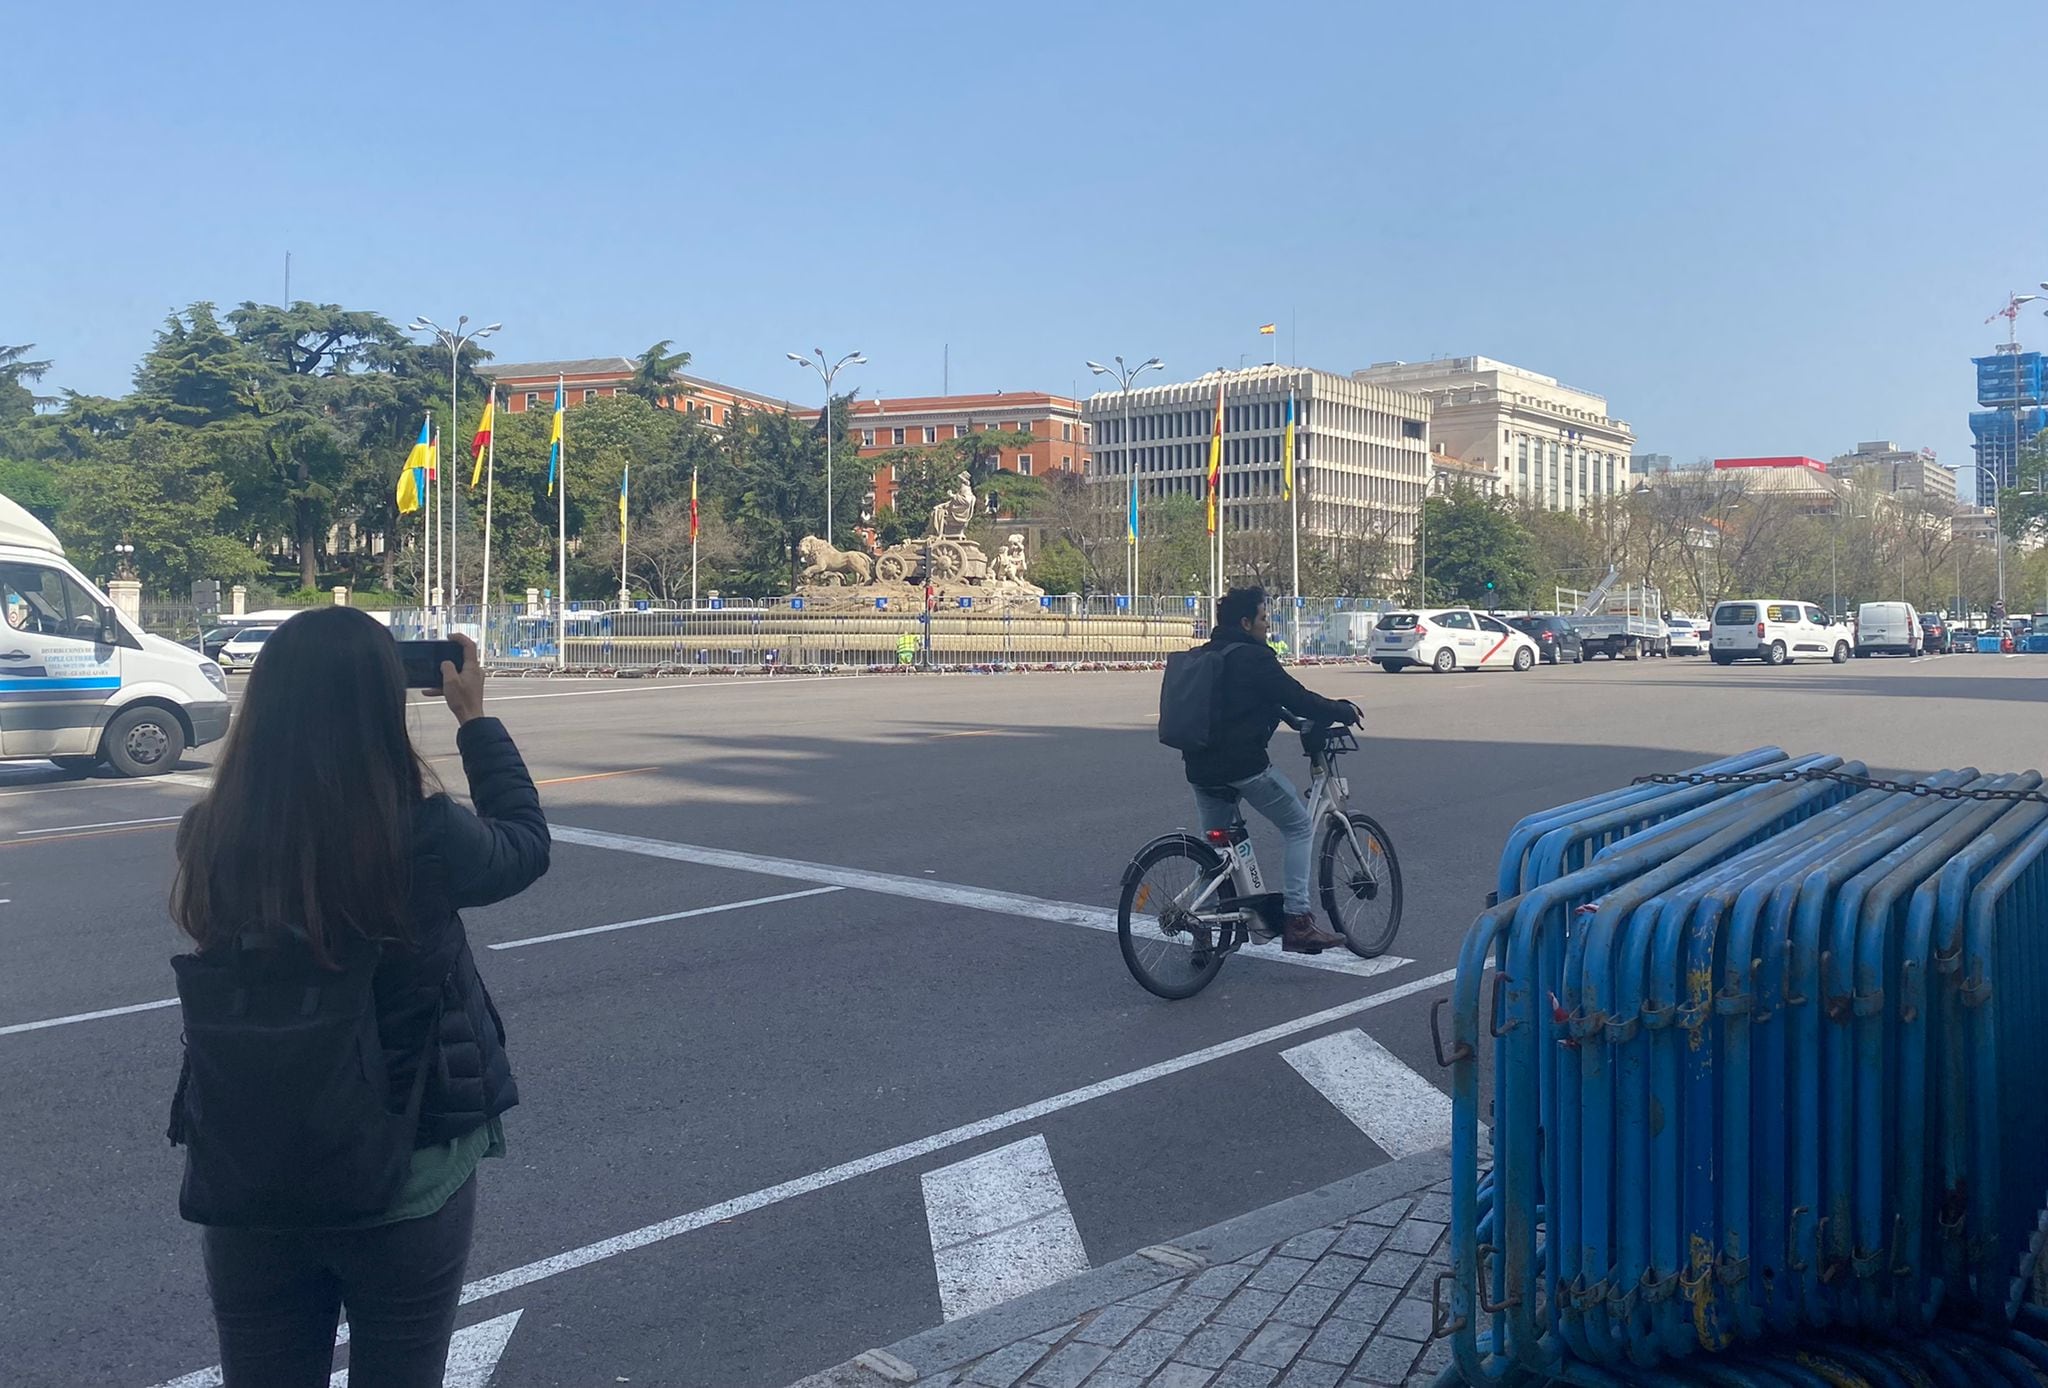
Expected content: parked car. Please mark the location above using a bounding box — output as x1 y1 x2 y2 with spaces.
1507 614 1583 664
193 626 234 661
215 625 277 672
1709 599 1850 666
1663 615 1707 656
1368 608 1542 673
1854 601 1923 657
1919 614 1956 654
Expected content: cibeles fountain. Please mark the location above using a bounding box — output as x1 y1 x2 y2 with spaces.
794 472 1044 609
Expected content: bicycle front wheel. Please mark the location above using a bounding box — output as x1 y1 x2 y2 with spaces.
1318 812 1404 958
1118 835 1230 1000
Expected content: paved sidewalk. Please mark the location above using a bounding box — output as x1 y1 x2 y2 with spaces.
789 1150 1455 1388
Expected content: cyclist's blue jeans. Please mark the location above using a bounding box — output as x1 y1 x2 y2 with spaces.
1194 765 1313 917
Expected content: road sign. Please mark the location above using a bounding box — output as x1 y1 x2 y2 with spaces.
791 597 806 611
957 596 972 609
709 598 724 610
569 601 582 612
634 600 649 611
1039 596 1054 609
1185 597 1199 610
1115 596 1130 610
190 579 220 611
875 597 888 610
1295 596 1306 608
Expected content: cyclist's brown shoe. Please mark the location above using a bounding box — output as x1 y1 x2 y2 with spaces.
1282 913 1344 953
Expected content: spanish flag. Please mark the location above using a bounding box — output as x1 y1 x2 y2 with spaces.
1282 389 1296 502
395 417 431 515
1258 323 1277 336
469 393 495 488
546 378 565 496
1206 380 1224 536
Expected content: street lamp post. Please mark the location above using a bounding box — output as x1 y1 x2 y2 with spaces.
787 349 866 546
408 315 500 630
1086 355 1164 600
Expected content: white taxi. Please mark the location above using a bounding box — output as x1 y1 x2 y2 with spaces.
1368 608 1542 673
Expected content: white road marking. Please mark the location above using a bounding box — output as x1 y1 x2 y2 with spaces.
451 968 1456 1309
487 886 843 950
0 770 211 799
552 824 1414 980
1282 1027 1456 1159
0 996 177 1037
481 675 834 703
923 1134 1089 1321
17 815 182 837
159 1310 523 1388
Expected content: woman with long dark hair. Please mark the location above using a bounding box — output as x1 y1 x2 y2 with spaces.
168 607 548 1387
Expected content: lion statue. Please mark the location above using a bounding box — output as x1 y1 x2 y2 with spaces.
798 535 874 587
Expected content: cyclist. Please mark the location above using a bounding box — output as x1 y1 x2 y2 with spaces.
1182 586 1362 954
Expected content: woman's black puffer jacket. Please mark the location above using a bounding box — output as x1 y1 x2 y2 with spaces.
377 716 550 1144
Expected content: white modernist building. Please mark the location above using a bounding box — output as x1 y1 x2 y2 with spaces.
1082 365 1434 573
1351 356 1636 513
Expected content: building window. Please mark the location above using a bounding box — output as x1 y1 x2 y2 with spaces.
955 424 968 439
923 425 937 444
1019 420 1031 434
1062 454 1072 468
862 429 876 447
583 389 599 402
1402 419 1425 440
525 393 540 410
1517 436 1529 476
1062 422 1073 441
892 427 906 446
1018 455 1033 475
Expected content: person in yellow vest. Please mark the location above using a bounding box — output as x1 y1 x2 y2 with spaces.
896 630 917 666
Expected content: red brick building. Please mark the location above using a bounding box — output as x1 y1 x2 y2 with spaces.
479 358 802 428
847 392 1089 509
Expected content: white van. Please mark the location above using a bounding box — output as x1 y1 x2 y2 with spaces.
1854 601 1923 658
0 495 230 775
1709 599 1850 666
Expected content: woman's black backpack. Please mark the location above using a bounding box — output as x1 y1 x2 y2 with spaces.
166 929 439 1228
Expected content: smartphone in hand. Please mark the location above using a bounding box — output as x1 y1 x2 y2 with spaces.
397 639 464 690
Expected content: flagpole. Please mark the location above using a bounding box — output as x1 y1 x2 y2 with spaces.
690 465 700 610
555 375 567 671
481 387 497 658
619 465 630 607
1289 385 1301 657
424 414 436 623
448 350 460 625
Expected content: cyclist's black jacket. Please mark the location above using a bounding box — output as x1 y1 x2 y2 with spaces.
1181 625 1354 787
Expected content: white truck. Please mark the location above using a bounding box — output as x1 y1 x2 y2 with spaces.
0 494 230 775
1561 570 1670 661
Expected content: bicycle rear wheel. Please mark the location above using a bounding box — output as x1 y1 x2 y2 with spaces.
1318 812 1403 958
1118 835 1230 1000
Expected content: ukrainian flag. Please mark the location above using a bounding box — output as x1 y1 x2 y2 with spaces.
1127 480 1138 546
546 379 565 496
395 417 432 514
618 463 629 535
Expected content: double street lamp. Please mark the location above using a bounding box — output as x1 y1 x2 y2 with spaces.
1086 354 1164 599
407 315 500 616
787 349 866 546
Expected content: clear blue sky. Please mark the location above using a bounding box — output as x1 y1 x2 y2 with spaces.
8 0 2047 498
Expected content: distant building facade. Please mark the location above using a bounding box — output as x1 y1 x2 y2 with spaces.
1350 355 1635 513
480 358 801 427
1828 440 1957 506
1970 349 2047 493
1082 365 1433 570
846 393 1089 511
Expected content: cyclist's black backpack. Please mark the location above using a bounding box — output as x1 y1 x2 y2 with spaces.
1158 644 1237 752
167 928 439 1228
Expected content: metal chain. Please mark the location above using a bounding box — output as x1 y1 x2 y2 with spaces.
1630 768 2048 806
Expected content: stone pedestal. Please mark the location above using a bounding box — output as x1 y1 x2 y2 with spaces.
229 585 247 617
332 586 350 606
525 587 541 614
107 579 142 625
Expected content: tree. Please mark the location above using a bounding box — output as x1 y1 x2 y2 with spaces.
1420 487 1534 605
1029 538 1087 595
62 423 264 591
712 399 867 593
0 344 53 424
626 340 692 407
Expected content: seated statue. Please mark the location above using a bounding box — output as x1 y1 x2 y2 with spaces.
929 472 977 540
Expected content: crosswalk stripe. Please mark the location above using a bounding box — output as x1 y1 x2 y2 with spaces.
1281 1027 1455 1159
922 1134 1089 1321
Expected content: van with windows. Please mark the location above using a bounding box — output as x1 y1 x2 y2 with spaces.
1709 599 1850 666
1854 601 1923 658
0 494 229 776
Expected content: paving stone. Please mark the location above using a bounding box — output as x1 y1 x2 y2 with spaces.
1033 1323 1080 1344
1187 1264 1255 1300
1078 1374 1144 1388
1026 1342 1110 1388
1348 1335 1423 1386
1213 1288 1285 1328
1078 1303 1156 1347
1277 1227 1342 1261
1414 1338 1454 1374
1375 1300 1434 1343
1119 1280 1186 1312
1237 1322 1311 1369
1234 1246 1276 1266
969 1340 1054 1387
1407 1194 1452 1224
1331 1283 1399 1325
1176 1323 1254 1369
1299 1316 1373 1365
1207 1366 1279 1388
1355 1199 1411 1227
1358 1250 1424 1289
1099 1329 1184 1381
1272 1281 1344 1327
1149 1366 1216 1388
1330 1224 1389 1260
1302 1254 1368 1290
1382 1220 1445 1256
1148 1293 1223 1335
1276 1362 1346 1388
1247 1256 1315 1294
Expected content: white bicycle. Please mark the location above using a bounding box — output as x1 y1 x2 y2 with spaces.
1117 719 1403 1000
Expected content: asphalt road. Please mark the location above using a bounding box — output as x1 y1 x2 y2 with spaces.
2 651 2045 1387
